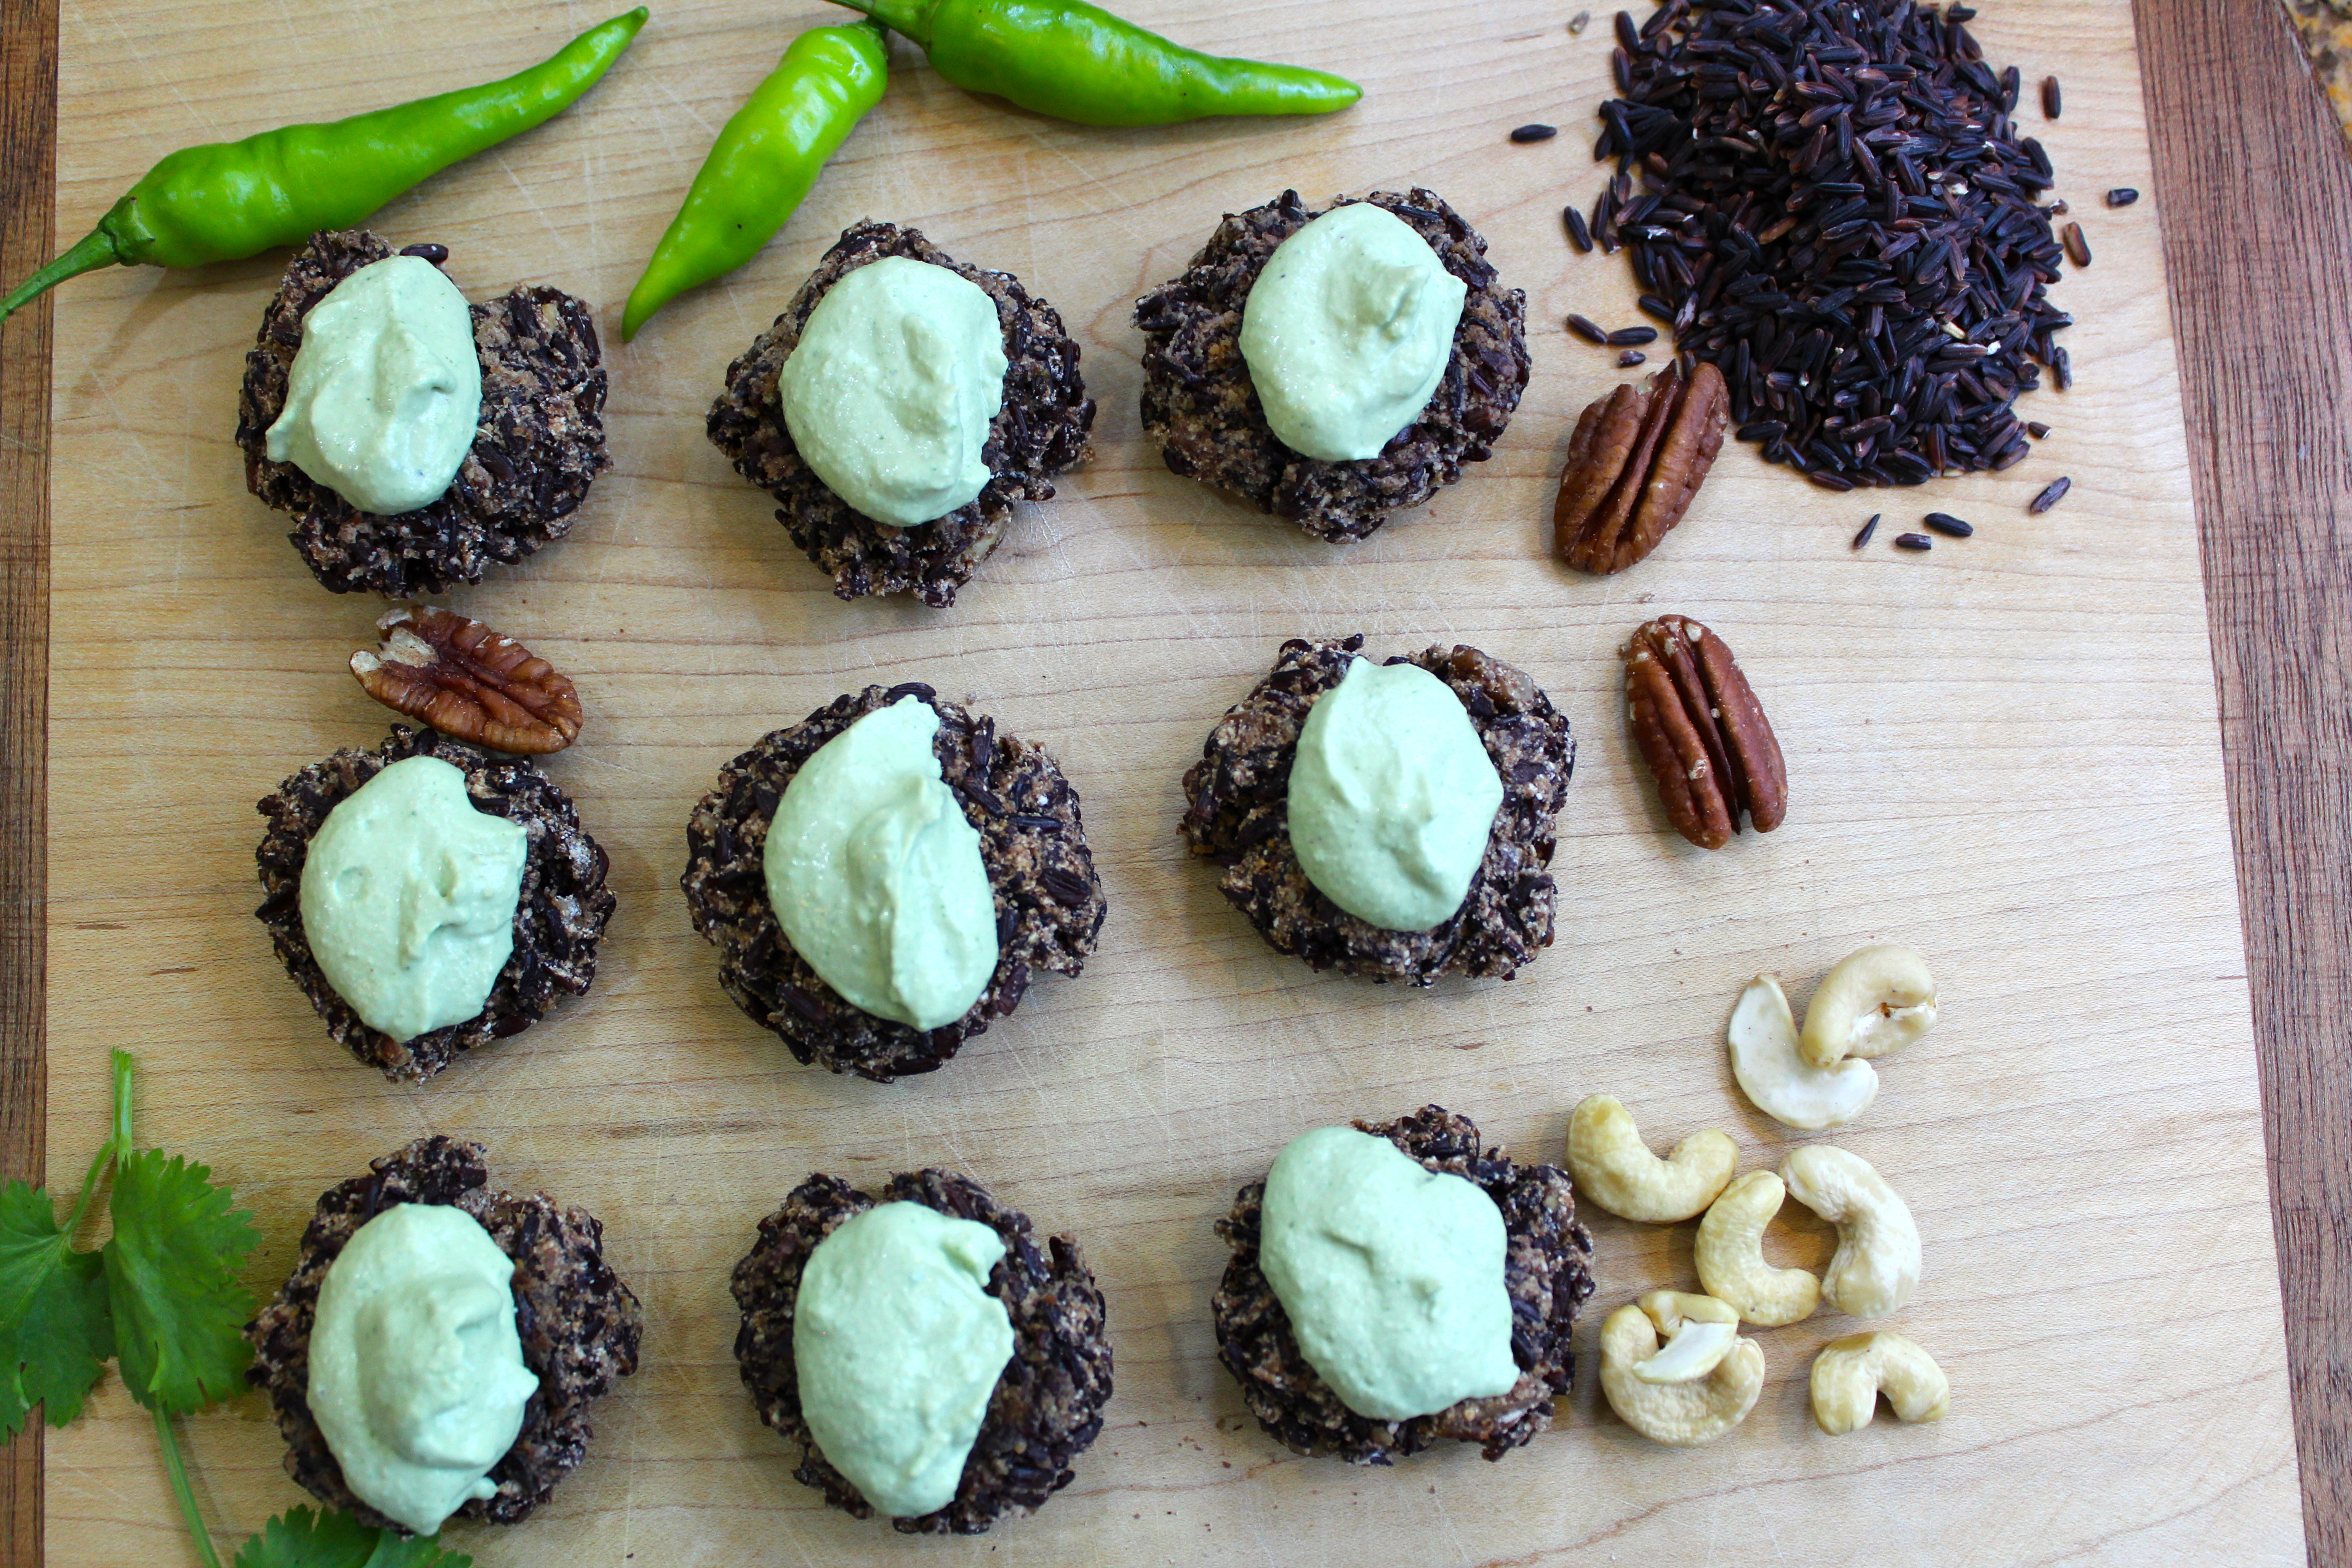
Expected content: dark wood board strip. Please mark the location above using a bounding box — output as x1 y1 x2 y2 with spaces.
2136 0 2352 1559
0 0 54 1558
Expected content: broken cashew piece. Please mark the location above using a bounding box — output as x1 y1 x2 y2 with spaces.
1780 1145 1921 1318
1810 1331 1950 1433
1567 1096 1739 1223
1727 974 1877 1132
1601 1292 1766 1446
1800 945 1939 1068
1694 1170 1821 1326
1630 1292 1741 1384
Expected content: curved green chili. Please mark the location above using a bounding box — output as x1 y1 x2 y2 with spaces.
834 0 1359 126
0 8 649 324
622 21 887 341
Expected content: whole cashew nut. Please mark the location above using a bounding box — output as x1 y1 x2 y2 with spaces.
1566 1096 1739 1223
1727 975 1878 1132
1810 1331 1950 1433
1800 945 1939 1068
1600 1292 1766 1446
1780 1146 1921 1318
1693 1170 1821 1326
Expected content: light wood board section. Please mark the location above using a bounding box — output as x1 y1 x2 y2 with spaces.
39 0 2302 1562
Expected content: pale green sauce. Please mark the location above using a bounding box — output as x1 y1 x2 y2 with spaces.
777 256 1009 527
265 255 483 516
1237 202 1468 462
307 1203 541 1537
299 755 528 1044
1259 1126 1519 1422
1286 658 1503 931
763 696 999 1030
794 1201 1014 1519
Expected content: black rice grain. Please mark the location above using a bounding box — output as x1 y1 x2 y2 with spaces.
1924 511 1974 538
1894 532 1934 551
2029 476 2072 514
1569 11 1590 34
2026 421 2053 439
2053 346 2073 392
1607 325 1658 346
1564 205 1593 252
2063 223 2092 268
1618 349 1648 367
1567 313 1608 344
2042 76 2062 118
1854 514 1881 548
1592 0 2071 490
2106 188 2139 208
1512 124 1559 144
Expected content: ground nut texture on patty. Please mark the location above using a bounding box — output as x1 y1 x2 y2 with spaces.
235 229 611 597
706 220 1095 607
1135 189 1529 542
254 725 614 1082
245 1136 642 1532
1180 636 1572 983
1214 1106 1593 1465
680 684 1107 1080
732 1168 1113 1535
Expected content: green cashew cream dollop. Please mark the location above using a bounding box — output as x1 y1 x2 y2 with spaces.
777 255 1009 527
299 755 529 1044
1286 657 1503 931
762 695 999 1029
1258 1126 1519 1422
794 1201 1015 1519
307 1202 542 1537
1237 202 1468 462
265 254 483 516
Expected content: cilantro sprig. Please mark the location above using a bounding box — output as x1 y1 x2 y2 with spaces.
0 1051 471 1568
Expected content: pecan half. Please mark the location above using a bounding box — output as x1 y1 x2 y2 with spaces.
1555 360 1730 574
351 607 582 755
1622 616 1785 850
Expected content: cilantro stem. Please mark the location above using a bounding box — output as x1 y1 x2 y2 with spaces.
58 1051 137 1239
110 1049 136 1157
152 1404 224 1568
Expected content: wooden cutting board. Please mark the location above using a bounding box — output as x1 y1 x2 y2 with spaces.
37 0 2305 1562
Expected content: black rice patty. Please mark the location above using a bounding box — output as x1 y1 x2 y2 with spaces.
1135 189 1529 542
681 683 1106 1081
246 1136 642 1532
255 725 614 1082
1213 1105 1593 1465
706 220 1095 608
236 228 611 598
1180 636 1572 984
732 1167 1113 1534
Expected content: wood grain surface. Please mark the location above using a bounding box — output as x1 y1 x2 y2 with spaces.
0 0 2334 1563
2137 0 2352 1560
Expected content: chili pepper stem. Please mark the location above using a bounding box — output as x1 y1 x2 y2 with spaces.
0 225 128 324
830 0 934 44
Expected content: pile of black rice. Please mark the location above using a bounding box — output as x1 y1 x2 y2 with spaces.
1586 0 2070 489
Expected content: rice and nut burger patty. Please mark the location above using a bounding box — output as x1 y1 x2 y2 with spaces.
254 724 615 1082
1214 1105 1594 1465
1181 636 1573 984
236 228 611 598
1135 188 1529 542
707 219 1095 608
681 682 1106 1081
732 1167 1113 1534
246 1136 642 1533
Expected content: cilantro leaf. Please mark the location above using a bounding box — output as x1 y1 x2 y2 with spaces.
0 1178 113 1438
102 1148 259 1415
231 1507 473 1568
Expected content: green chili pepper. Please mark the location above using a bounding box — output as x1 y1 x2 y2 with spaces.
622 21 888 341
833 0 1359 125
0 8 649 324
